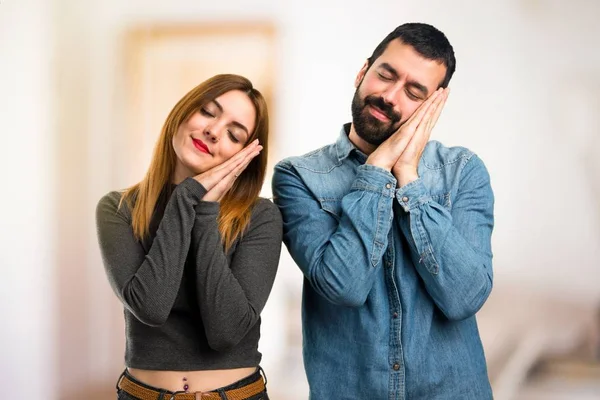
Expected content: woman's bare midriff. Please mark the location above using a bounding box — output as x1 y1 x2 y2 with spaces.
128 367 257 393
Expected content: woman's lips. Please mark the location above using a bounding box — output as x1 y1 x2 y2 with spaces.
192 138 210 154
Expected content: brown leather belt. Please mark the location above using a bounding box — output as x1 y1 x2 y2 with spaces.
118 373 265 400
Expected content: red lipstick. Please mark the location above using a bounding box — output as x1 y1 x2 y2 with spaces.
192 138 211 154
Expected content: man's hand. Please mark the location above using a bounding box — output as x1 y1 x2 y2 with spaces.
393 88 448 186
366 88 449 186
193 139 262 202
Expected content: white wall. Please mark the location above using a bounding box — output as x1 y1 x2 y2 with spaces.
0 0 56 391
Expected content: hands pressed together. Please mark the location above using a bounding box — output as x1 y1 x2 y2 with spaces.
193 139 263 202
367 88 449 187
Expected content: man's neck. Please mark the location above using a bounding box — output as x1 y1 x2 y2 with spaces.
348 123 377 155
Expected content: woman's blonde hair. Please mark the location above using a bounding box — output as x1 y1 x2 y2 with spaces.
122 74 269 250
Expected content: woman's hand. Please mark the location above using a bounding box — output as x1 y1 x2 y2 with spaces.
193 139 263 202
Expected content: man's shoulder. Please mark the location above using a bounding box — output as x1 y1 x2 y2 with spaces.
275 142 340 172
422 140 480 170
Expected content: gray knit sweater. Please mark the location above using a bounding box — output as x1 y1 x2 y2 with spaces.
95 177 282 370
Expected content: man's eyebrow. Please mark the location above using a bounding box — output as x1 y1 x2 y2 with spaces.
213 99 249 136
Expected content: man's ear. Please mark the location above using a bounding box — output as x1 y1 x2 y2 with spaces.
354 60 370 88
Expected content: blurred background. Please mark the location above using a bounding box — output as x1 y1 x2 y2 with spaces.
1 0 599 399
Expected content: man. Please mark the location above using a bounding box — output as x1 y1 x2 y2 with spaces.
272 23 494 399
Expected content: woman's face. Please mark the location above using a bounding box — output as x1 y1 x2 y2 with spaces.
172 90 256 183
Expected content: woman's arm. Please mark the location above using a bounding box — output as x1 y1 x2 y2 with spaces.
96 178 207 326
190 199 283 351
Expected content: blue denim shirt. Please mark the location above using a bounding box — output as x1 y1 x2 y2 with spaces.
272 125 495 399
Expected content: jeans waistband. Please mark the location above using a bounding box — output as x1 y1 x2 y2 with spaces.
116 367 266 400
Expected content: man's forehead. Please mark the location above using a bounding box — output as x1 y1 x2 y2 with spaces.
374 40 446 89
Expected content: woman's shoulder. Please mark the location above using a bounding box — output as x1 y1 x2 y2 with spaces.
96 190 131 220
250 197 282 224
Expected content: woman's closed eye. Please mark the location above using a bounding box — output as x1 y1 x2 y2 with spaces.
200 108 215 118
228 130 240 143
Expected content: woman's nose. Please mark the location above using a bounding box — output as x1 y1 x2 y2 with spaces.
204 126 219 143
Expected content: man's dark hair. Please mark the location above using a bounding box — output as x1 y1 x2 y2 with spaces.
367 23 456 88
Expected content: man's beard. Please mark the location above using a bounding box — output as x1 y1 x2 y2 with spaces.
351 87 402 146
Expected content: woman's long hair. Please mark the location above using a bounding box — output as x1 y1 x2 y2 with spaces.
122 74 269 251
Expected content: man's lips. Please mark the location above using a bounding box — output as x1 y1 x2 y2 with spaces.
367 105 391 122
192 138 211 154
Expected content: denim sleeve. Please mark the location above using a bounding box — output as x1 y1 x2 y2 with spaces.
396 155 494 320
273 162 395 307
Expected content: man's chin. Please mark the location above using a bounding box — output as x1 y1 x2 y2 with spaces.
356 130 392 147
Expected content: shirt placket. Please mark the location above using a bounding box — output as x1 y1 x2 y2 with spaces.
384 230 405 400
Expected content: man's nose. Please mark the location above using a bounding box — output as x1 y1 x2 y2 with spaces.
381 84 401 107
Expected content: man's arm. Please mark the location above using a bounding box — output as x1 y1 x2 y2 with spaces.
396 154 494 320
272 161 395 307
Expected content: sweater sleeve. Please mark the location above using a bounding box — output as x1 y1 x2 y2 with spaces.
190 199 283 351
95 178 207 326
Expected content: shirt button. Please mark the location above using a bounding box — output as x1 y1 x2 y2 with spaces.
393 312 398 319
402 196 409 202
385 183 392 189
393 363 400 371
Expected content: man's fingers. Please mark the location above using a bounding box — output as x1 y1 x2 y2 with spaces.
402 89 448 157
425 89 449 132
403 88 443 128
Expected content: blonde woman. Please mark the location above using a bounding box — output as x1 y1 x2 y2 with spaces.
96 74 281 400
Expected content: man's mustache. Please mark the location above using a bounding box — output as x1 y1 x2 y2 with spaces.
364 96 401 123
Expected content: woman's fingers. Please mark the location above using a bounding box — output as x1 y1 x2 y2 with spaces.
201 147 262 202
194 140 261 190
211 139 260 174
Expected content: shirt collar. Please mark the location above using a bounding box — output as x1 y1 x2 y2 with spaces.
335 123 368 163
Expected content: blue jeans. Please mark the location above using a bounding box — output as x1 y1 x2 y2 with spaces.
116 368 269 400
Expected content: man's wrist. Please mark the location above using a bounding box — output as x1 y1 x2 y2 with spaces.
394 168 419 187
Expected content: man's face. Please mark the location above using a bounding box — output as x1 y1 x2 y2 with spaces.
351 39 447 146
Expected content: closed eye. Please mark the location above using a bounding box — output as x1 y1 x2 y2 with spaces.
228 130 240 143
406 90 423 101
377 72 393 82
200 108 215 118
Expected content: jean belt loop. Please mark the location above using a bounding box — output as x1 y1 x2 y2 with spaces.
258 366 268 387
115 369 127 391
218 389 228 400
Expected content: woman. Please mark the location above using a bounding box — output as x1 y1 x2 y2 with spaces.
96 74 282 400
